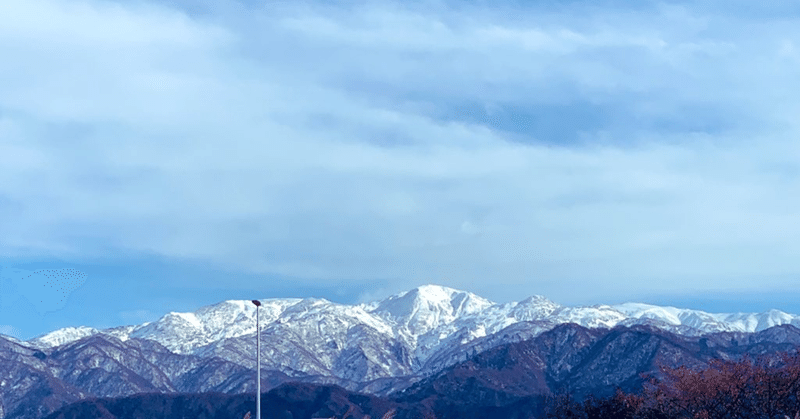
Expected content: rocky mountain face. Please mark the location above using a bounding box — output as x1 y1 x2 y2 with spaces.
0 336 82 419
395 323 800 418
0 333 301 419
0 331 420 419
35 324 800 419
5 284 800 419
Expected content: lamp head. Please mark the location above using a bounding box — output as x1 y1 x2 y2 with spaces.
251 300 261 307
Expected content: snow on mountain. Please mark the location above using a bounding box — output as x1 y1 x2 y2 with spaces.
27 326 100 349
717 309 800 333
611 303 800 335
23 284 800 383
193 297 412 382
369 285 494 336
552 305 629 329
366 284 494 361
126 299 301 354
508 295 561 322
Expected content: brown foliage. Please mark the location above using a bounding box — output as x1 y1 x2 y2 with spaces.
547 350 800 419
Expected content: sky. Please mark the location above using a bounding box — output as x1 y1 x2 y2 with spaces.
0 0 799 340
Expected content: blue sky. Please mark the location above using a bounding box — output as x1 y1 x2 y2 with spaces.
1 0 799 340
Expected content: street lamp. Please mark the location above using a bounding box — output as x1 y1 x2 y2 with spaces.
251 299 261 419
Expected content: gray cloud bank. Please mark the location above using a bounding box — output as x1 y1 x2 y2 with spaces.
0 0 798 304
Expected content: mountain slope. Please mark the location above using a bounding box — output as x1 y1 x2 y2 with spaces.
0 333 299 419
25 285 800 388
38 324 800 419
394 323 800 419
44 384 404 419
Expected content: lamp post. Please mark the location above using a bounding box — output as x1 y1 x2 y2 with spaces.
251 299 261 419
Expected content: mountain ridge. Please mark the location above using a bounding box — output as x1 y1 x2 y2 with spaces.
18 284 800 385
34 323 800 419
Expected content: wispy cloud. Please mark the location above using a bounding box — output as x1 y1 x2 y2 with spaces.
0 324 19 338
0 0 798 306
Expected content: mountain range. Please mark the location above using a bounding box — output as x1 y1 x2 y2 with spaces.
33 323 800 419
4 284 800 419
25 285 800 379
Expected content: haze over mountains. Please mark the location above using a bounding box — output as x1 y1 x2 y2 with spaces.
4 285 800 419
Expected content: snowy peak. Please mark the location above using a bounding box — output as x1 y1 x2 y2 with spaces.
551 305 628 329
720 309 800 333
27 326 99 349
612 303 684 325
754 309 795 331
370 284 494 335
508 295 561 322
609 303 800 334
128 297 304 353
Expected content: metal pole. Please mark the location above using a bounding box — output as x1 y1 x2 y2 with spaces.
256 303 261 419
252 300 261 419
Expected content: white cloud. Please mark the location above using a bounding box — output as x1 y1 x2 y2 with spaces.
0 325 18 337
0 0 798 305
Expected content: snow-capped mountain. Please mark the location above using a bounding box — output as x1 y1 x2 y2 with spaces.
10 322 800 419
24 284 800 383
26 325 99 348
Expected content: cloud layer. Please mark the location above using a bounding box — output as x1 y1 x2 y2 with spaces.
1 0 799 305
